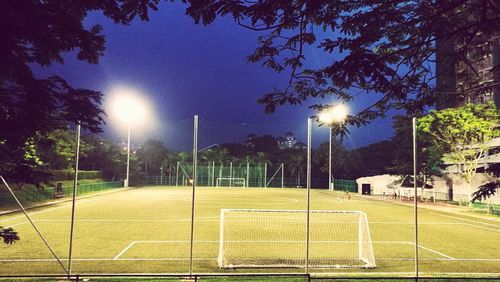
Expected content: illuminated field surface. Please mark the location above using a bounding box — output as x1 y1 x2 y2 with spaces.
0 187 498 278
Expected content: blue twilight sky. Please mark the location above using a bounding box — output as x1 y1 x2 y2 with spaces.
35 1 395 151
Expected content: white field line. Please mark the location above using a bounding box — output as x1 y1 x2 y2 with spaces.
119 240 414 244
6 219 476 224
4 219 482 225
113 241 137 260
406 242 455 260
0 258 214 262
112 240 408 261
5 221 30 228
0 197 100 223
110 240 458 262
426 211 500 229
462 222 500 233
376 258 500 261
1 257 500 262
3 217 222 228
313 272 500 277
7 218 221 223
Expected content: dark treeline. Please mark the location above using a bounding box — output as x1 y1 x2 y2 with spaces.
15 122 410 189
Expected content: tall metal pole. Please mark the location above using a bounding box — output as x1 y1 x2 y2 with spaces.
229 162 233 187
160 166 163 185
413 117 419 280
176 161 179 186
246 162 250 187
68 122 80 276
212 161 215 186
264 162 267 188
189 115 198 276
125 121 131 187
281 163 284 188
306 117 312 273
329 126 333 191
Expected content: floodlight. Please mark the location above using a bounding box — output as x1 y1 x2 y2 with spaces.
108 86 149 126
106 85 151 188
318 110 335 124
319 104 348 124
330 104 348 123
317 103 349 192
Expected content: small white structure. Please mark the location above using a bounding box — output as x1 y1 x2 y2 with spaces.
356 175 400 196
356 173 500 204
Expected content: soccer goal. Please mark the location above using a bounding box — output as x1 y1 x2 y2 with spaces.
216 177 246 187
217 209 375 269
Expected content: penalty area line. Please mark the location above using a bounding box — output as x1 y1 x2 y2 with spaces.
406 242 455 260
113 241 137 260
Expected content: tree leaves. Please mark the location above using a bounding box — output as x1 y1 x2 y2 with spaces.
0 227 19 245
0 0 160 186
417 102 500 184
182 0 500 128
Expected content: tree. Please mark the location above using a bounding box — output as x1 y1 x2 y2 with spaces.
1 1 161 185
313 139 355 179
351 140 397 177
0 227 19 244
418 102 500 197
389 115 443 188
136 139 169 174
182 1 500 129
288 152 306 187
36 129 78 170
78 137 130 180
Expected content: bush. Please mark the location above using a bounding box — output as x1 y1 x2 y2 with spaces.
47 170 103 181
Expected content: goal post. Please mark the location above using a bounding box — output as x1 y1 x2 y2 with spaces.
217 209 375 269
216 177 246 187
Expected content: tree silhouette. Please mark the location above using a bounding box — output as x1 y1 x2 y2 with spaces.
288 153 306 188
0 227 19 245
181 1 500 130
1 0 161 185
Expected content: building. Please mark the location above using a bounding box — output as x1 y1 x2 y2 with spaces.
435 18 500 109
435 21 500 178
277 132 306 150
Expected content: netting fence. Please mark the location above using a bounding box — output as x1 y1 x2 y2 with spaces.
0 115 498 280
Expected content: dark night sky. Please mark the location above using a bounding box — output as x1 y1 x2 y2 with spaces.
35 2 395 151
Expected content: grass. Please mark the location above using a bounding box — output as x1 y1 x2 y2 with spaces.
0 186 498 279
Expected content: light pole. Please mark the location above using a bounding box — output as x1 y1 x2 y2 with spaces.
125 121 131 187
318 104 348 191
108 86 149 188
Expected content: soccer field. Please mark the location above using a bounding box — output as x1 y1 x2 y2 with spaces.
0 187 499 278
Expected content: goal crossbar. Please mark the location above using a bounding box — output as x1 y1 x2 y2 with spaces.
218 209 376 269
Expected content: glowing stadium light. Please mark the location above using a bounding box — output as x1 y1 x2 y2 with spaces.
318 104 349 192
108 86 149 126
107 85 151 187
318 110 335 124
319 104 348 124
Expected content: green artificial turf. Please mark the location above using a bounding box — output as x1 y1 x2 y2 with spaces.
0 187 498 278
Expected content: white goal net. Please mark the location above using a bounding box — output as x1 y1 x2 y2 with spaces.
217 209 375 269
216 177 246 187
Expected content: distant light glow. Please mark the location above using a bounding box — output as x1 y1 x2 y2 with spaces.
107 85 150 126
319 104 348 124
